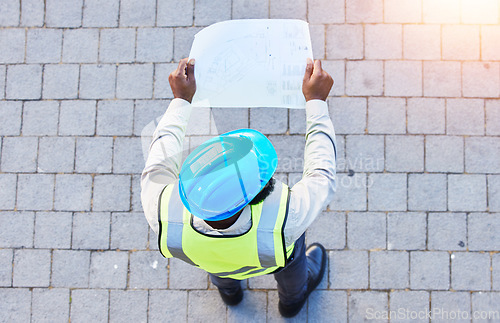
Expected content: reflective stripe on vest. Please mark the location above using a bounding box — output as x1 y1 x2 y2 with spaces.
157 180 293 280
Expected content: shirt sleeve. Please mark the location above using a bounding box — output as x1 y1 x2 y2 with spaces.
283 99 337 248
141 98 192 234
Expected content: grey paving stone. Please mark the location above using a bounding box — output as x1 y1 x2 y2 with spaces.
468 213 500 251
423 61 461 97
346 0 383 23
348 212 386 250
133 100 168 135
51 250 90 287
54 174 92 211
0 65 5 99
227 291 267 323
92 175 131 211
188 290 227 322
34 212 72 249
72 212 110 250
308 0 344 23
194 0 232 25
0 101 22 135
346 60 384 95
0 174 16 210
322 60 345 97
329 173 367 211
6 64 42 99
385 60 422 97
148 290 188 323
370 251 409 289
408 98 445 134
17 174 54 211
116 64 154 99
428 213 467 251
410 251 449 290
113 137 145 174
306 211 345 249
186 107 211 135
267 290 307 322
268 135 305 173
79 64 116 99
173 27 202 61
446 99 485 135
211 107 250 135
408 174 447 211
486 100 500 135
389 291 429 323
326 25 363 60
109 290 148 323
249 108 287 134
462 62 500 98
288 107 306 135
70 289 109 323
307 291 347 323
22 101 59 136
367 97 406 134
466 137 500 174
83 0 119 27
329 251 368 289
119 0 156 27
0 212 34 248
59 100 97 136
0 249 12 287
494 254 500 291
0 29 25 63
368 173 407 211
110 212 149 249
46 0 82 27
96 100 134 136
489 175 500 212
387 212 426 250
99 29 135 63
0 0 20 26
129 251 168 289
13 249 51 287
328 97 366 134
75 137 113 173
345 135 385 172
232 0 268 18
137 28 173 62
431 291 470 323
386 135 424 172
152 63 177 98
452 252 491 291
471 292 500 323
349 291 388 322
426 136 464 173
169 257 208 289
131 175 143 212
26 29 62 63
310 24 325 59
0 289 31 322
89 251 128 288
148 228 159 251
448 174 487 211
0 137 37 172
32 288 70 323
157 0 193 26
38 137 75 173
248 273 276 289
21 0 44 26
42 64 79 99
367 24 403 60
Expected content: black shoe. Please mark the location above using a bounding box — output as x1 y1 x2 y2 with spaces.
218 287 243 306
278 243 327 318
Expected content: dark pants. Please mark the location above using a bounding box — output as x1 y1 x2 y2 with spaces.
209 233 307 306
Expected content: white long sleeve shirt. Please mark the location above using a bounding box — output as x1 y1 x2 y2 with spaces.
141 98 336 248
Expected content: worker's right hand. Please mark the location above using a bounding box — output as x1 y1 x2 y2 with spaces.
169 58 196 103
302 58 334 102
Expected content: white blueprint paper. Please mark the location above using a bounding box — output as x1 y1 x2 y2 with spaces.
188 19 313 109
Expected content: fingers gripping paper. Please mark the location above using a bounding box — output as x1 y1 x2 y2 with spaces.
188 19 313 109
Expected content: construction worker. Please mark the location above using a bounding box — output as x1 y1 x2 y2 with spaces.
141 57 336 318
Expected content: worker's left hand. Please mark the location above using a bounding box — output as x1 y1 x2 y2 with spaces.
169 58 196 103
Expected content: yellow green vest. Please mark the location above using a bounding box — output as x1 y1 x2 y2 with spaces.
158 180 294 280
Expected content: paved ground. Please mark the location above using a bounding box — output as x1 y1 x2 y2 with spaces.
1 0 500 322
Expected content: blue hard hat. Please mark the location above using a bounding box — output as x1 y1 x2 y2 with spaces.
178 129 278 221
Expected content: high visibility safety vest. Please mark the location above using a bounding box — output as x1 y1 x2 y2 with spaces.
158 180 295 280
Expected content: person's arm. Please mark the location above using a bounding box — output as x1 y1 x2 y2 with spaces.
284 59 336 247
141 58 196 234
